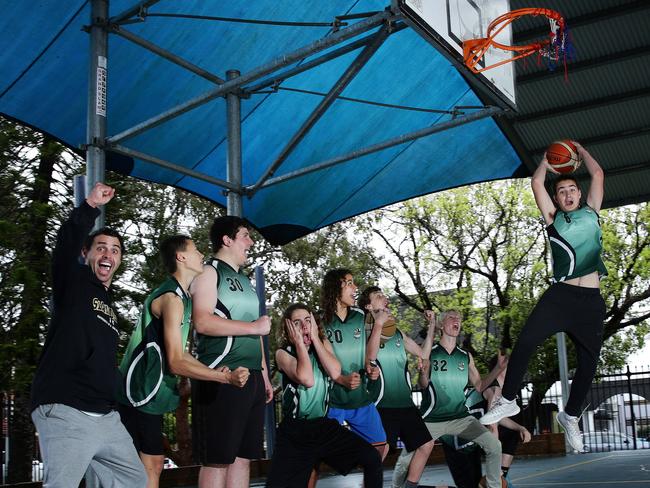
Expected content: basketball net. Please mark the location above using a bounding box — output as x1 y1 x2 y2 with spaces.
462 8 573 79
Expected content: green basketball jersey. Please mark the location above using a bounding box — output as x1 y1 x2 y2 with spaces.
195 259 262 370
117 277 191 415
280 346 331 420
368 330 414 408
323 307 372 409
547 205 607 282
419 344 470 422
439 388 486 451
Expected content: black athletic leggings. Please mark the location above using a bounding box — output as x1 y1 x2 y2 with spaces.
502 282 606 416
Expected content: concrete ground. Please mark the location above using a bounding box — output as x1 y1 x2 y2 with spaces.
251 450 650 487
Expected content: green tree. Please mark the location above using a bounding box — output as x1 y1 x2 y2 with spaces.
0 117 79 482
356 180 650 401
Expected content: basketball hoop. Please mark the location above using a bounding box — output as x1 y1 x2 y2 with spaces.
462 8 571 74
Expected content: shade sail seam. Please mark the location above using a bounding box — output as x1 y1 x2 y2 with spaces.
0 1 89 100
143 12 350 28
274 86 458 114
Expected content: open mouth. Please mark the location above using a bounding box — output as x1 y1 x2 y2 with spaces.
98 260 113 272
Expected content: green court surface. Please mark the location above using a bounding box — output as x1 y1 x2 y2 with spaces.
250 450 650 487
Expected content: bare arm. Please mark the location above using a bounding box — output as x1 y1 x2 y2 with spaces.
155 293 249 386
531 157 558 226
309 316 341 380
499 417 532 443
417 360 430 389
575 142 605 212
468 353 504 393
420 310 438 358
261 338 274 402
365 309 389 367
403 335 423 357
190 264 270 336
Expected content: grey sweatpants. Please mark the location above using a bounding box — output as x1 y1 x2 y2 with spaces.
32 403 146 488
392 415 502 488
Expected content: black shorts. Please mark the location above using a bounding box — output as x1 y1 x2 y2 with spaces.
442 442 482 488
192 369 265 465
266 417 381 488
378 406 432 452
498 424 521 455
117 403 164 456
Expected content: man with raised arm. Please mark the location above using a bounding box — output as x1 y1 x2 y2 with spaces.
31 182 146 487
480 142 607 454
190 216 273 488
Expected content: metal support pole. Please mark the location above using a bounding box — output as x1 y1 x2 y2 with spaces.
86 0 109 228
626 365 638 449
73 174 87 207
557 332 571 407
255 266 275 458
226 70 243 217
556 332 571 451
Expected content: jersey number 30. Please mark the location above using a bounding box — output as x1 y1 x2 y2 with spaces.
226 277 244 292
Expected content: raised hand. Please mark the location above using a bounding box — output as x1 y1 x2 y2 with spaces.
86 182 115 208
540 155 560 174
497 352 509 371
286 319 304 347
371 308 391 327
308 312 320 343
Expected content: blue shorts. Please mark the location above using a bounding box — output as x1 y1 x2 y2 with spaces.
327 404 387 446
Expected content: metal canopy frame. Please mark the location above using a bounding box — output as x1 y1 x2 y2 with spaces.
85 0 505 224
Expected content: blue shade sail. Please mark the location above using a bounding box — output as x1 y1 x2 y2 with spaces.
0 1 524 245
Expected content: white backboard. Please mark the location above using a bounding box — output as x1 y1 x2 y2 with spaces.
400 0 516 108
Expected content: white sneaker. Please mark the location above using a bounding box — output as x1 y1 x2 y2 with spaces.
480 396 520 425
557 411 584 452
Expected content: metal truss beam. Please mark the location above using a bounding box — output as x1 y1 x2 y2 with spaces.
249 106 503 191
112 26 226 85
248 25 392 195
106 10 395 145
109 144 240 192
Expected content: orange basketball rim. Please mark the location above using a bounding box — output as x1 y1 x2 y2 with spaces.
463 8 567 74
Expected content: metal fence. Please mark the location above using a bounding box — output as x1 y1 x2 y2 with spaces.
511 365 650 453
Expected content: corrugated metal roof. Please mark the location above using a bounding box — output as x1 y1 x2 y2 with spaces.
506 0 650 207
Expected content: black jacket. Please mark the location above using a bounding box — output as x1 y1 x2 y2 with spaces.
31 202 120 413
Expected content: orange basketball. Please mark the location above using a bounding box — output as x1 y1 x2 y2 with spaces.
364 314 397 343
546 140 581 174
